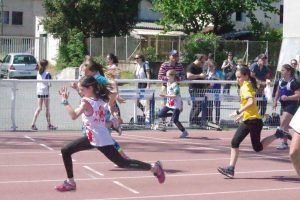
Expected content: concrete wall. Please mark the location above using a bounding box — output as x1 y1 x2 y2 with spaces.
2 0 44 36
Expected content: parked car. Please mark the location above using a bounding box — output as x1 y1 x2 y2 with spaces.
0 53 38 79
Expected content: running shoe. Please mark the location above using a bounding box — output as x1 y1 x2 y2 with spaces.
276 142 289 150
111 117 122 135
31 125 38 131
217 166 235 178
179 130 188 138
274 127 292 140
55 180 76 192
48 124 57 130
153 161 165 184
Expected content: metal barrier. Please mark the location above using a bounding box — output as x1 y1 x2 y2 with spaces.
0 79 280 132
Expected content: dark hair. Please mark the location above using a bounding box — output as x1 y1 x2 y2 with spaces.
107 53 119 64
38 59 48 74
282 64 295 77
195 53 206 60
79 76 110 102
237 66 257 90
84 58 104 76
208 53 214 59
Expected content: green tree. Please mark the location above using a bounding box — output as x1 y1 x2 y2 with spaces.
152 0 279 34
42 0 140 38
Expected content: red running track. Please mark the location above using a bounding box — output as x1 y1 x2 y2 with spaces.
0 129 299 200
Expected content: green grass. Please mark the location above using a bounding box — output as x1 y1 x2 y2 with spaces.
121 71 134 79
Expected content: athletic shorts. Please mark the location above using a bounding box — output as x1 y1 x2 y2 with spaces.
281 103 299 115
37 95 49 98
290 107 300 134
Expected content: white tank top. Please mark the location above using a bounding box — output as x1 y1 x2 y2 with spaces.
81 97 114 147
36 71 50 95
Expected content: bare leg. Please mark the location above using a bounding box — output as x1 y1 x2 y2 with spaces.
44 97 51 125
31 98 43 126
280 112 293 144
290 132 300 178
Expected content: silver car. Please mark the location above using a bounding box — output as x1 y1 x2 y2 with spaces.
0 53 38 79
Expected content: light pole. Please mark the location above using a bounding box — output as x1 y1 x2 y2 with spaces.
0 0 3 36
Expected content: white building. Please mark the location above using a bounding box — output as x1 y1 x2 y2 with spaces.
277 0 300 71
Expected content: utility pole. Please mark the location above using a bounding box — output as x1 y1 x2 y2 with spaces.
0 0 3 36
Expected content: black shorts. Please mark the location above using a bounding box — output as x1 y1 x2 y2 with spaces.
37 95 49 98
281 103 299 115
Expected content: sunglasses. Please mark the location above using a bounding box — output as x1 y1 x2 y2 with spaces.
291 62 297 65
134 57 140 59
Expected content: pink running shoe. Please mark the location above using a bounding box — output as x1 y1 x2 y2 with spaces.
55 180 76 192
153 161 165 184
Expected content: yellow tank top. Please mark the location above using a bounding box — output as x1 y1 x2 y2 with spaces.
240 81 261 121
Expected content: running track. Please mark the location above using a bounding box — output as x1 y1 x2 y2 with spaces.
0 129 299 200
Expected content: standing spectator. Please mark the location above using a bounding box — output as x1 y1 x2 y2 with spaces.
291 59 300 80
222 52 236 94
250 53 271 116
186 54 207 125
134 54 151 128
273 64 300 150
31 59 57 130
207 61 224 125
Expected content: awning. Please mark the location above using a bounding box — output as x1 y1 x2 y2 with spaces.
131 28 186 37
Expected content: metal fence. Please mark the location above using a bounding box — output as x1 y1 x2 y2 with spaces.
0 79 281 132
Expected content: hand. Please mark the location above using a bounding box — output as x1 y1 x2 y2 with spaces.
229 111 238 118
159 93 166 97
272 101 277 110
59 86 69 100
280 95 288 101
70 82 78 90
117 95 126 104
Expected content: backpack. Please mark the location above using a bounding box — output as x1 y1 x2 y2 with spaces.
142 61 152 79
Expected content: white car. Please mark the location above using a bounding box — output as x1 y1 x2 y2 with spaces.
0 53 38 79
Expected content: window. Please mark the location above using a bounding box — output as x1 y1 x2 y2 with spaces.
236 12 244 22
12 11 23 25
0 11 9 24
280 5 283 24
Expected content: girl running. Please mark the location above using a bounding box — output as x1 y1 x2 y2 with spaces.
217 66 292 178
158 70 188 138
273 64 300 150
55 76 165 192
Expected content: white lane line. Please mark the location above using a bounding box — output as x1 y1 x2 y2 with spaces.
113 181 139 194
58 153 76 162
0 169 295 184
83 166 104 176
39 144 54 151
84 186 300 200
185 147 219 151
24 135 36 142
24 135 53 151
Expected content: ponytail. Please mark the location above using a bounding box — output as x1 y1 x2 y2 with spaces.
249 76 257 90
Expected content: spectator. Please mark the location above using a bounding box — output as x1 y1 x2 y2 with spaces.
291 59 300 80
31 59 57 131
207 61 224 125
273 64 300 150
222 52 236 94
134 54 151 128
250 53 271 116
186 54 207 125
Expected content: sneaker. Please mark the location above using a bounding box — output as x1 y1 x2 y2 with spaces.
48 124 57 130
31 125 38 131
276 142 289 150
145 120 151 129
111 117 122 135
153 161 165 184
217 166 234 178
274 127 292 140
55 180 76 192
179 130 188 138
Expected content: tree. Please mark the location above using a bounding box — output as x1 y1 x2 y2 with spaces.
42 0 140 38
152 0 280 34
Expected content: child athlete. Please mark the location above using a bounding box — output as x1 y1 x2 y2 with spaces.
158 70 188 138
55 76 165 192
217 66 292 178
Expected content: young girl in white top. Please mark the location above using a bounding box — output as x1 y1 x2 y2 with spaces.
158 70 188 138
31 59 56 130
55 76 165 192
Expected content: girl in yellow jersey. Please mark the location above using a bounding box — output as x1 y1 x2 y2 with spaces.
218 66 292 178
